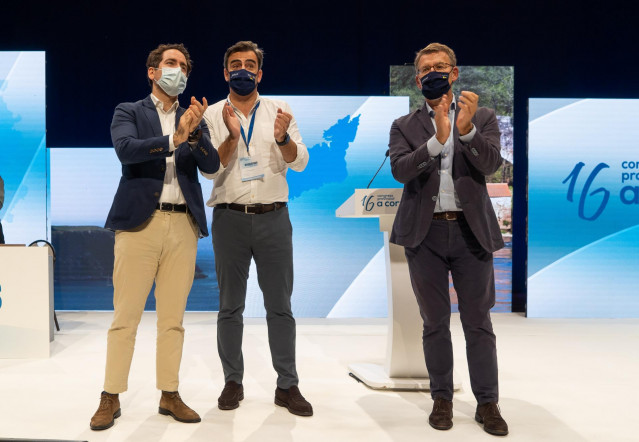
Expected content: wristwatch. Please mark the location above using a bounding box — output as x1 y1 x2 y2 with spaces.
188 128 201 143
276 132 290 146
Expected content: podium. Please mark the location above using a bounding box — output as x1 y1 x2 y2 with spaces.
337 189 460 391
0 245 55 358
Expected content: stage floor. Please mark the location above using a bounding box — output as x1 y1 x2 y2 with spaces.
1 312 637 441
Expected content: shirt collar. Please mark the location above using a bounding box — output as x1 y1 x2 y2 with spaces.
227 93 261 114
150 93 179 113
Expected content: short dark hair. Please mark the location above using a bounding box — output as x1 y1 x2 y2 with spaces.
146 43 193 87
223 41 264 70
414 43 457 73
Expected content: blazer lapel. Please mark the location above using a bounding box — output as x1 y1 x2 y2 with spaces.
172 107 186 160
452 101 460 146
141 95 163 137
416 105 435 140
175 106 185 130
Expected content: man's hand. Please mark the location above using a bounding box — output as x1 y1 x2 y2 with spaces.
274 108 292 144
222 101 241 141
173 110 193 146
456 91 478 136
433 93 452 144
187 96 208 133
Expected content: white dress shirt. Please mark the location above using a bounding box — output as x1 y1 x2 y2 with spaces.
201 95 309 206
150 94 186 205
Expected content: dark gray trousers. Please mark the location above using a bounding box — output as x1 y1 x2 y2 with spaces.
404 217 498 404
212 206 298 389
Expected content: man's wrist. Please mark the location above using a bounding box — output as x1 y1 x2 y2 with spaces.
276 132 290 146
187 128 201 143
459 123 474 136
173 133 186 145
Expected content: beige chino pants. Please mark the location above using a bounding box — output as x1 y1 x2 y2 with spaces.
104 210 198 393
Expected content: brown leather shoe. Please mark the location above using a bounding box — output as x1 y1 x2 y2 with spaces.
90 391 121 431
218 381 244 410
475 402 509 436
274 386 313 416
158 391 201 423
428 397 453 430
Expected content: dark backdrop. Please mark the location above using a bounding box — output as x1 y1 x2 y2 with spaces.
3 0 638 311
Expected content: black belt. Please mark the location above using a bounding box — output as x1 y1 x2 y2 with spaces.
215 202 287 214
156 202 188 213
432 211 463 221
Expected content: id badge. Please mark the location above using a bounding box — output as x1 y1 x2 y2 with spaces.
239 156 264 182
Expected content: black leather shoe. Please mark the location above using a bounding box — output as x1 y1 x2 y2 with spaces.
475 402 509 436
218 381 244 410
274 386 313 416
428 397 453 430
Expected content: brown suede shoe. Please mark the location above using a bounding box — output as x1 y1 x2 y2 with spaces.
274 386 313 416
218 381 244 410
90 391 121 431
475 402 509 436
428 397 453 430
158 391 201 423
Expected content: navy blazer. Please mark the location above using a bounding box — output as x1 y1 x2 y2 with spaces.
389 103 505 253
105 95 220 237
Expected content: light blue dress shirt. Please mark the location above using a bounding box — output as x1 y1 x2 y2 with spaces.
425 98 477 212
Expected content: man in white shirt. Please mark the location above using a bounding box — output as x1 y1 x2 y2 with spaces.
90 43 219 431
202 40 312 416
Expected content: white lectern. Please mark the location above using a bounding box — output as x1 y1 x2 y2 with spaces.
337 189 460 391
0 245 54 358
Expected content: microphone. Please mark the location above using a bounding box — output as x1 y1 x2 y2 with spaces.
366 149 390 189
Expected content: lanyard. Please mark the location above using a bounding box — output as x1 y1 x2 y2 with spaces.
239 101 261 155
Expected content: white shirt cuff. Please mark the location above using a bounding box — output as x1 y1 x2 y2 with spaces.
459 124 477 143
427 136 444 157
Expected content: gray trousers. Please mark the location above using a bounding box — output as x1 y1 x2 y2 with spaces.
212 206 298 389
404 216 499 404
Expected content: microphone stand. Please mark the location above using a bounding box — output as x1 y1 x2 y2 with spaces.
366 149 390 189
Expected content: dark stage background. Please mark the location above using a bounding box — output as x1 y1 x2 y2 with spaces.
3 0 638 312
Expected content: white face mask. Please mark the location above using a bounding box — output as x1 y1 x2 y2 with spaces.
155 66 187 96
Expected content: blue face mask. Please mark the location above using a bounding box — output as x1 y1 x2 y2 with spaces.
228 69 258 96
155 66 187 96
420 70 451 100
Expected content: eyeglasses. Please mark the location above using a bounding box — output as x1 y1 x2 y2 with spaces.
419 62 454 74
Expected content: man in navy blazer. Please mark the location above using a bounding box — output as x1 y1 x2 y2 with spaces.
90 43 219 431
105 97 216 236
389 43 508 436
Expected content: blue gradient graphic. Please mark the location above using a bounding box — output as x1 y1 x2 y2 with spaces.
0 52 47 245
528 98 639 317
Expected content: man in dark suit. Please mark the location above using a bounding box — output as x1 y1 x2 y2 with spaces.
90 43 220 431
389 43 508 436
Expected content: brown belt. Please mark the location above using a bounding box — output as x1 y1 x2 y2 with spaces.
432 211 463 221
215 202 287 214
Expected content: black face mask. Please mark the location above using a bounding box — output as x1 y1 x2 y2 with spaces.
229 69 257 96
420 70 451 100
